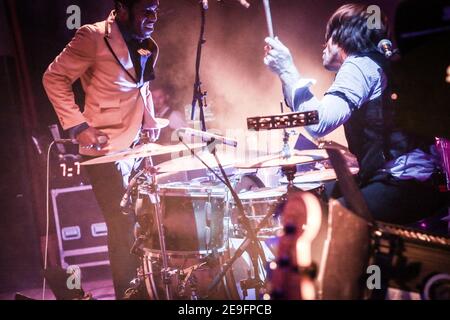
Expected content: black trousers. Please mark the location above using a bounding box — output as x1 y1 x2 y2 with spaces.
325 172 449 225
83 157 143 299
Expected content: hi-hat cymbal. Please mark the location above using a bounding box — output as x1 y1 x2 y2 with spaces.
234 149 328 169
279 167 360 184
81 142 206 166
156 149 243 173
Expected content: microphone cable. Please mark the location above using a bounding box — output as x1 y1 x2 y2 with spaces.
42 141 56 300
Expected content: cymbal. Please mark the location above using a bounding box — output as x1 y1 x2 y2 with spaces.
81 142 206 166
156 149 242 173
234 149 328 169
280 167 360 184
236 183 324 200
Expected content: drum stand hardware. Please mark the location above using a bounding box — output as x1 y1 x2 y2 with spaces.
176 262 207 299
177 138 269 299
125 144 173 300
240 269 266 300
206 203 277 298
143 172 172 300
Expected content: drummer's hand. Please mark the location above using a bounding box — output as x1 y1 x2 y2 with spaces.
76 127 109 150
264 37 298 77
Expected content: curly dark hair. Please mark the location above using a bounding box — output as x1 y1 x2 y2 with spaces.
114 0 141 11
325 3 391 55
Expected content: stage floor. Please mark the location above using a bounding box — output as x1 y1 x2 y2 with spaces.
0 265 115 300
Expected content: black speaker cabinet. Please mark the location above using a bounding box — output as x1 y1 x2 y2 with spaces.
51 185 109 268
371 223 450 300
317 200 371 300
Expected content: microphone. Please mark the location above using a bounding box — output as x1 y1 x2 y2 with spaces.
201 0 208 10
377 39 394 58
177 128 238 147
120 170 144 214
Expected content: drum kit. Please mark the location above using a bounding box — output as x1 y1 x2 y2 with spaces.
81 121 358 300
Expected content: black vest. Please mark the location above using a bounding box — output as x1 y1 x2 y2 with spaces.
337 53 433 183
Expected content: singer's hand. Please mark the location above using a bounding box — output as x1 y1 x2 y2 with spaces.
264 37 299 77
76 127 109 149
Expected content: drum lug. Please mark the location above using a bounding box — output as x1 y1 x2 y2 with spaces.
205 226 211 248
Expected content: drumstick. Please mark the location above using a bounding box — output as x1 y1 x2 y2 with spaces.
262 0 275 38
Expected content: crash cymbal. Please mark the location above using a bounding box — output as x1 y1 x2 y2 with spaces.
81 142 206 165
234 149 328 169
156 149 243 173
279 167 360 184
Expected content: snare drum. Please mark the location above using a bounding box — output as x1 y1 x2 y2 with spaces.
136 179 228 254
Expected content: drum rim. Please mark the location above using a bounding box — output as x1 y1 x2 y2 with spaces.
139 184 227 198
143 246 228 258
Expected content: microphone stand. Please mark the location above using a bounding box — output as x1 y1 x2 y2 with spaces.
190 2 208 132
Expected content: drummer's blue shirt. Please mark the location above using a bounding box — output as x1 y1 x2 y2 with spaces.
288 55 440 182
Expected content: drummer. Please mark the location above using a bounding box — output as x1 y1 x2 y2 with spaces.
152 83 187 146
264 4 446 224
151 84 188 165
43 0 162 299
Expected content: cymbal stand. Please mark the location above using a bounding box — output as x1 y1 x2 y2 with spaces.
205 206 276 299
177 138 268 299
146 171 172 300
135 134 172 300
210 142 268 296
279 101 292 161
275 101 300 193
282 165 299 192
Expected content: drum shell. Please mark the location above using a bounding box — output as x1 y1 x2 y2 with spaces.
136 184 228 253
229 183 325 239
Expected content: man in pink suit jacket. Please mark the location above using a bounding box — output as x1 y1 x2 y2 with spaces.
43 0 162 299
